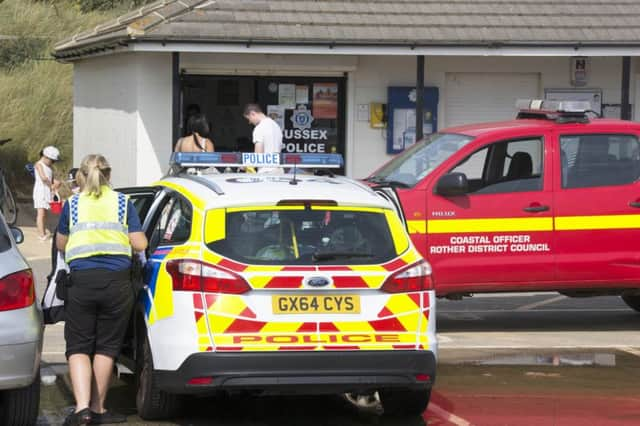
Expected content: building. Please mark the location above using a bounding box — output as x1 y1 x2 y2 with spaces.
54 0 640 186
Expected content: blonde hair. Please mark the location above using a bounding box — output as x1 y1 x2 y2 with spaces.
79 154 111 197
74 168 85 191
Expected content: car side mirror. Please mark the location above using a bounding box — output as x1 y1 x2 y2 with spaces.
436 172 468 196
10 227 24 244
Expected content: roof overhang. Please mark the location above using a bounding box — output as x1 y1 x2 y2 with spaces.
54 39 640 62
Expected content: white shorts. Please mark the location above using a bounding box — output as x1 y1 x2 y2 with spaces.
33 186 51 210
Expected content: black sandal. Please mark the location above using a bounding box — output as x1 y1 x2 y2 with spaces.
63 407 92 426
90 409 127 424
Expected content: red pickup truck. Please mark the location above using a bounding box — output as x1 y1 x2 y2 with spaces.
366 100 640 312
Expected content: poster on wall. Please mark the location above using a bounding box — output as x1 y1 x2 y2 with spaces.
278 84 296 108
392 109 416 151
267 105 285 130
313 83 338 118
295 85 309 104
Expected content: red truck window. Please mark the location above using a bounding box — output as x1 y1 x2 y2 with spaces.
450 137 543 194
560 134 640 189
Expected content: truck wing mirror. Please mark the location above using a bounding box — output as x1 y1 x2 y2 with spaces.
436 172 468 196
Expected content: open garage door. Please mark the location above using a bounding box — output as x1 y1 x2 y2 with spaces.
445 73 540 127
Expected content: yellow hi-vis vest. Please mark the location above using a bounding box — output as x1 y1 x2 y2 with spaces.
65 186 131 263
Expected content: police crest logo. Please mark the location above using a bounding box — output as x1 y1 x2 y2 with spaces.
290 105 314 130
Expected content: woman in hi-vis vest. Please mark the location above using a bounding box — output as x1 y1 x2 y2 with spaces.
56 154 147 426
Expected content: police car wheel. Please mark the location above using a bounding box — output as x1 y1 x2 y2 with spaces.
0 371 40 426
136 335 181 420
622 295 640 312
379 388 431 417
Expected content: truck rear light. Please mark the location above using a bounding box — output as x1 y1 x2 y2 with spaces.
188 376 213 385
0 270 35 312
381 261 433 293
415 374 431 382
166 260 251 294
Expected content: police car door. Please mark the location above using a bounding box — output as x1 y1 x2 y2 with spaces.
426 135 555 289
116 187 161 226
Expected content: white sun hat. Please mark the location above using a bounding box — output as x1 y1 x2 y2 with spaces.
43 146 60 161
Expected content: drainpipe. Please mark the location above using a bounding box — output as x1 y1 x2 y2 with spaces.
621 56 631 120
416 55 425 141
172 52 181 145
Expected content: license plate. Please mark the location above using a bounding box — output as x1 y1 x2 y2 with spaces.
272 295 360 314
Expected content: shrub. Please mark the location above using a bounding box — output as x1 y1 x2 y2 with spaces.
29 0 156 12
0 38 47 71
73 0 156 12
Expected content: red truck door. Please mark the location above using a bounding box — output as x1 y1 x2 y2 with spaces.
554 131 640 285
424 134 555 293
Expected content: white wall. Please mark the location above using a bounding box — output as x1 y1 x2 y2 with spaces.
74 52 172 187
74 54 138 187
135 53 172 185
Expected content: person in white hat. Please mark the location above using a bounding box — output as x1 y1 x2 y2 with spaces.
33 146 61 240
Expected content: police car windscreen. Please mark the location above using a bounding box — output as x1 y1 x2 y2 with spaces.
207 209 397 265
368 133 474 187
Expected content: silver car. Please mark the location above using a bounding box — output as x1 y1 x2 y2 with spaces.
0 213 43 425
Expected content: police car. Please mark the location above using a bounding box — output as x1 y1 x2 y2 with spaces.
119 153 437 420
367 99 640 311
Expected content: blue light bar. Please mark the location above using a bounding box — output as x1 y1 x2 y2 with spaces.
282 153 343 168
170 152 343 169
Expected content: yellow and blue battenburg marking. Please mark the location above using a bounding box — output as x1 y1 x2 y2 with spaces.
143 247 173 324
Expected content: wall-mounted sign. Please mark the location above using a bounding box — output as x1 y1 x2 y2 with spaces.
570 57 589 87
387 87 439 154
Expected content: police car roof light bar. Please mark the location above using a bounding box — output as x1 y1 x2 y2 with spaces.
170 152 344 169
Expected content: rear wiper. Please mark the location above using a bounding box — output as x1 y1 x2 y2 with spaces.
312 251 375 261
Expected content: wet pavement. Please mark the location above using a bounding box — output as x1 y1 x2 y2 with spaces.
36 348 640 425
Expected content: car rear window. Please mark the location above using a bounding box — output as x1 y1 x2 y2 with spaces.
207 208 397 265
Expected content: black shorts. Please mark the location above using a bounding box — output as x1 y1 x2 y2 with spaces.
65 268 134 359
